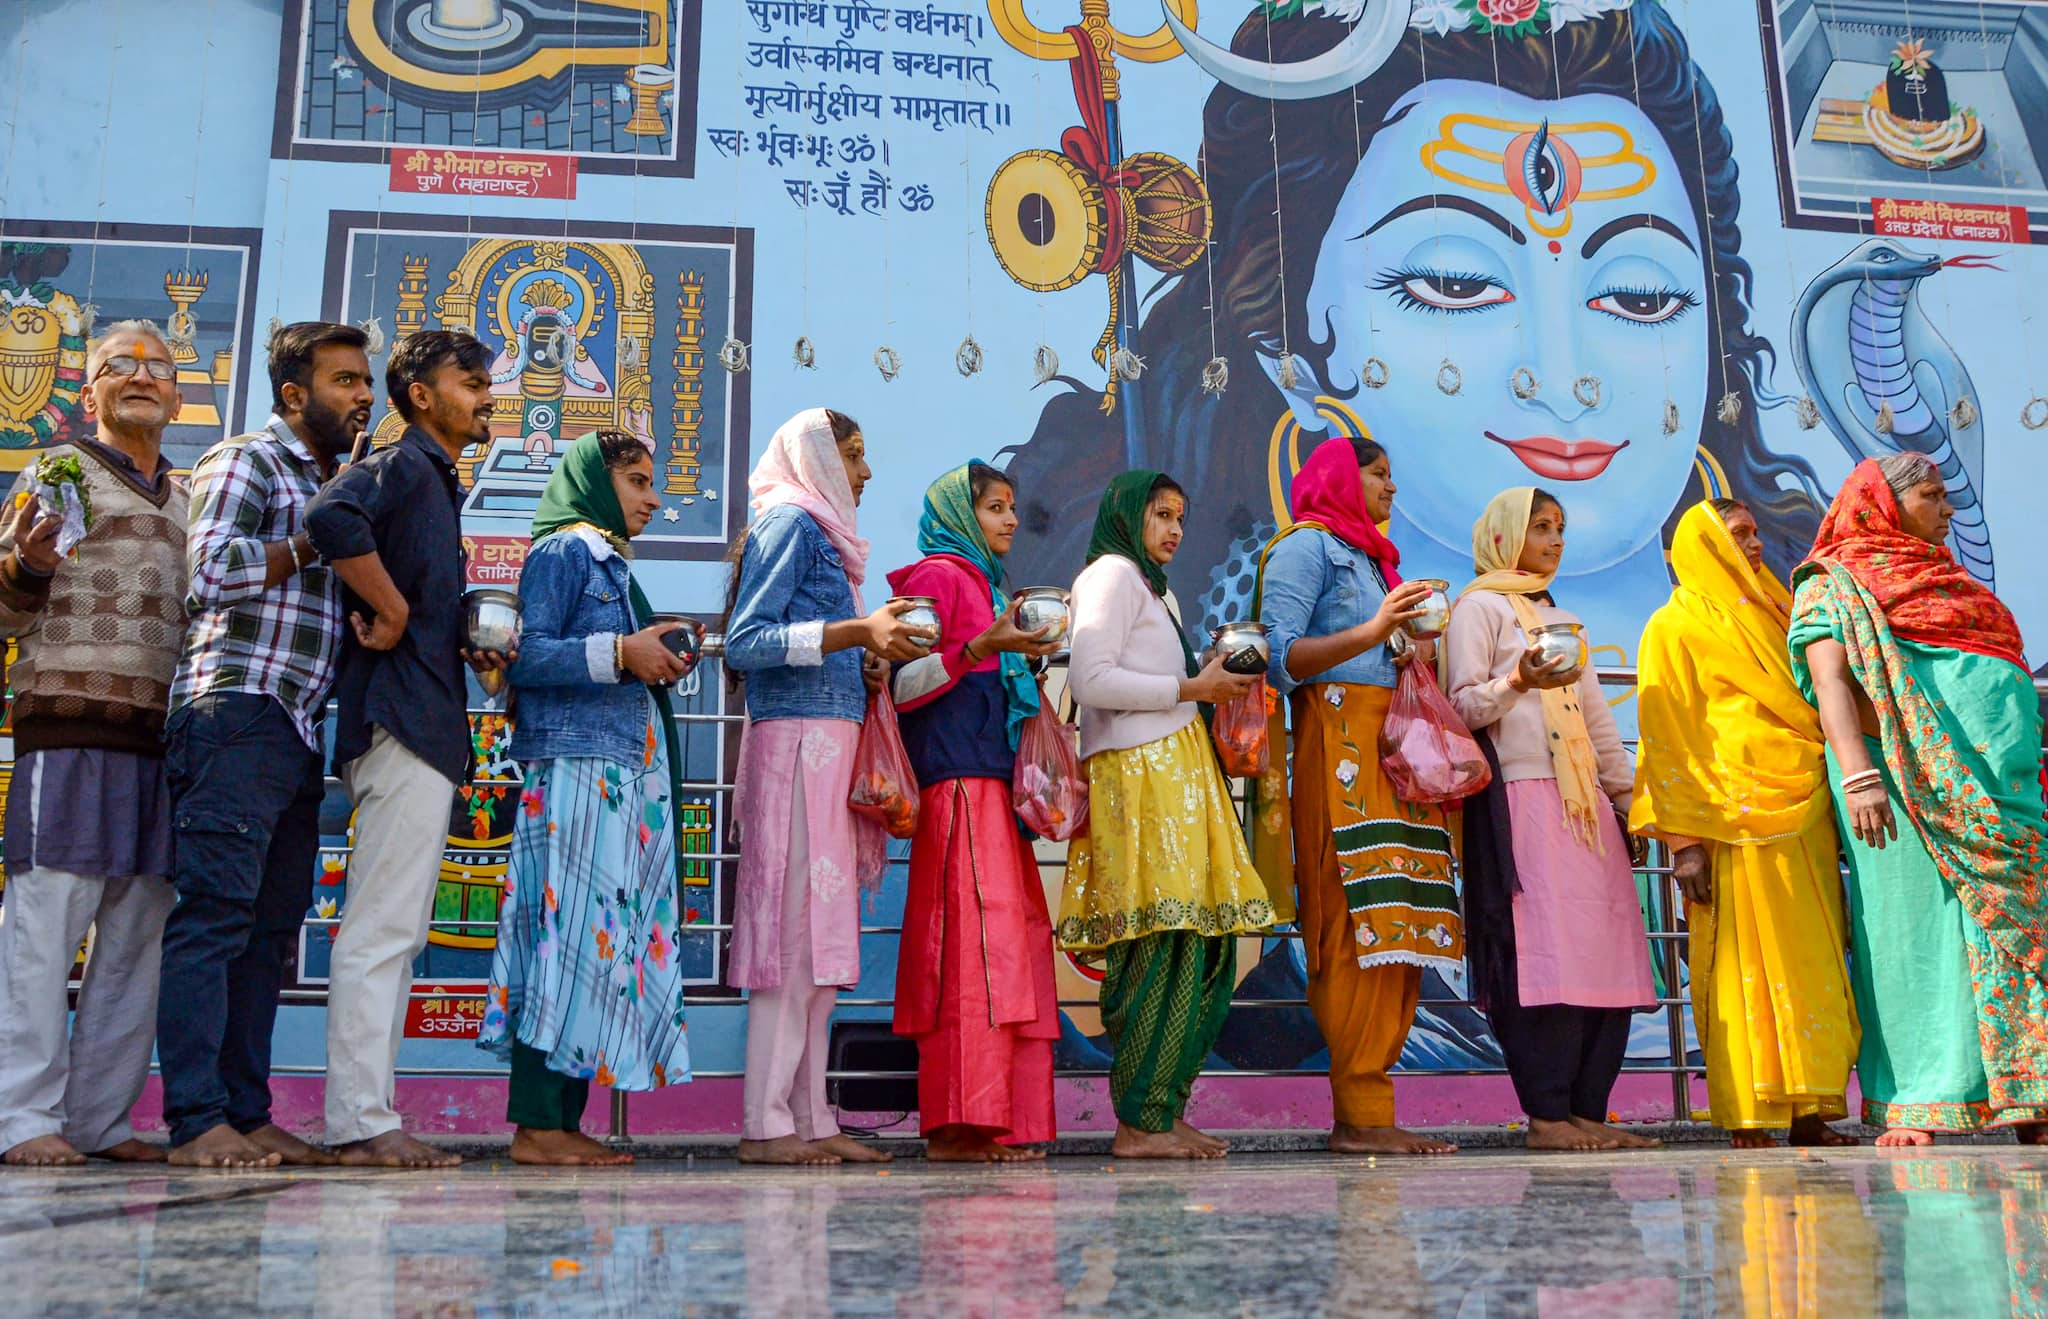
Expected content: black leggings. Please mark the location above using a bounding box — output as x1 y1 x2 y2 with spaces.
1487 1000 1631 1123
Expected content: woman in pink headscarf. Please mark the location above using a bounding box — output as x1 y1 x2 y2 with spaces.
722 408 930 1166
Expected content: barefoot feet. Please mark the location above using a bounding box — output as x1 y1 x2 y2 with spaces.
167 1125 282 1169
2 1134 86 1167
738 1135 841 1166
808 1133 892 1163
242 1125 339 1166
1329 1124 1456 1156
1111 1123 1219 1160
1875 1127 1935 1148
510 1128 633 1166
88 1138 167 1164
1527 1118 1618 1151
1729 1129 1780 1150
925 1126 1046 1163
1788 1115 1857 1147
1571 1117 1660 1149
1174 1120 1228 1155
334 1130 462 1168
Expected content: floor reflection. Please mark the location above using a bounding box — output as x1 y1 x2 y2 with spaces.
1 1147 2046 1315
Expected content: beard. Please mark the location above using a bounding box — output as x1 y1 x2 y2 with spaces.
299 394 361 457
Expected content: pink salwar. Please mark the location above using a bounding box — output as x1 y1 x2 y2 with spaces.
731 717 863 1141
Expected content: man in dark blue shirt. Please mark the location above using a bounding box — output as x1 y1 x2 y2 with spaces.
305 329 508 1169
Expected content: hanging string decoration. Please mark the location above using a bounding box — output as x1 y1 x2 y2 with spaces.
1510 367 1539 399
356 316 387 357
792 335 816 370
1716 391 1743 425
1437 359 1464 397
1949 394 1977 432
1572 375 1603 409
1794 395 1822 430
1873 399 1896 434
620 333 646 372
1111 346 1146 381
956 334 985 378
1032 343 1060 384
1362 357 1389 389
1663 398 1683 436
1274 351 1299 392
874 346 903 382
2022 397 2048 431
1201 356 1229 396
719 337 751 374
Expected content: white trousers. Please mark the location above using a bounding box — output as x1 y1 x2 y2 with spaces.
324 729 456 1145
740 770 841 1143
0 865 174 1152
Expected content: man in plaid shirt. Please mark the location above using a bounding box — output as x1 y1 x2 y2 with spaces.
157 322 372 1169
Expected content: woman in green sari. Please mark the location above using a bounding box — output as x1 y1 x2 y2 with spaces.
1790 453 2048 1146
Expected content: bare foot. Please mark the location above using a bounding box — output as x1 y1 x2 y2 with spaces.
1572 1117 1660 1149
334 1130 462 1169
1174 1120 1228 1153
1876 1127 1935 1148
1527 1118 1617 1151
244 1124 339 1166
808 1133 892 1163
1111 1123 1208 1160
3 1134 86 1167
925 1127 1045 1163
1789 1115 1857 1147
511 1128 634 1166
738 1135 839 1166
88 1138 167 1163
167 1125 282 1169
2014 1123 2048 1146
1329 1124 1457 1156
1729 1130 1780 1149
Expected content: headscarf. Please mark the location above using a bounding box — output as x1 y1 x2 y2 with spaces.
1286 437 1403 586
1456 487 1608 852
749 407 869 594
1802 457 2025 669
909 461 1040 747
1085 469 1197 676
1629 501 1828 844
531 431 690 888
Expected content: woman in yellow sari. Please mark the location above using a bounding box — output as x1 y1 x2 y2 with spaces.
1630 499 1858 1146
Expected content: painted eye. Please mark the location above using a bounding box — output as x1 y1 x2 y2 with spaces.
1378 270 1516 313
1587 287 1698 325
1504 121 1584 217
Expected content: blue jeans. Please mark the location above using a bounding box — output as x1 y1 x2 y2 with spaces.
156 693 326 1149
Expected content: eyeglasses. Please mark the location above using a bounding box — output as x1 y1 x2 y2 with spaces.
94 355 178 382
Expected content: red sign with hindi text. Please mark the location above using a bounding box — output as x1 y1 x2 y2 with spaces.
390 148 576 200
464 534 530 588
405 987 487 1040
1871 196 2031 245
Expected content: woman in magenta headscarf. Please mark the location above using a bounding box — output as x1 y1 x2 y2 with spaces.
1252 437 1453 1156
722 408 930 1166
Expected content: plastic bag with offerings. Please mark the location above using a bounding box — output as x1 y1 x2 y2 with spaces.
1378 663 1491 803
1212 679 1271 778
849 687 920 838
1012 696 1089 841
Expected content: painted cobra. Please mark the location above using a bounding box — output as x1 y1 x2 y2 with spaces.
1790 239 1996 587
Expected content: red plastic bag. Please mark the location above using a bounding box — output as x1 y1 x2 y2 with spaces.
1378 663 1491 803
849 687 920 838
1012 696 1089 841
1212 679 1271 779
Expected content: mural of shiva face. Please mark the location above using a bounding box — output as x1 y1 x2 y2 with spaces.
1273 82 1708 573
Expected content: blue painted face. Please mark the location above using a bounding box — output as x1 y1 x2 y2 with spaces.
1269 82 1710 573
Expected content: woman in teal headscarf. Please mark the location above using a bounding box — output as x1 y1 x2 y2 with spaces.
478 429 697 1166
886 460 1063 1161
1059 470 1284 1159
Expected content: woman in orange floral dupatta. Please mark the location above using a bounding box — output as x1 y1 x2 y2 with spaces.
1790 454 2048 1146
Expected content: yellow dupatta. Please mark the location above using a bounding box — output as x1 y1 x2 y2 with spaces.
1629 502 1828 843
1457 487 1608 853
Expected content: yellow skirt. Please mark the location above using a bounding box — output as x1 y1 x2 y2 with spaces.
1057 720 1286 952
1691 824 1859 1128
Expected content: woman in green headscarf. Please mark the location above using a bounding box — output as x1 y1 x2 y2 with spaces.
1059 470 1283 1159
478 429 697 1166
886 460 1063 1161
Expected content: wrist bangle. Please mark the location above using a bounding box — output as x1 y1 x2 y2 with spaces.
290 536 312 572
1840 769 1884 793
614 634 626 677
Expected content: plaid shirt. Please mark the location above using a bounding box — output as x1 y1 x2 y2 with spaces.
169 415 342 750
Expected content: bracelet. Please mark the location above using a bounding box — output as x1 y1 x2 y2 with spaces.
963 638 982 664
290 535 314 573
613 633 626 677
1840 769 1884 793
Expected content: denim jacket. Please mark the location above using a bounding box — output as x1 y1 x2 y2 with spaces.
1259 526 1399 697
724 503 865 722
505 530 650 765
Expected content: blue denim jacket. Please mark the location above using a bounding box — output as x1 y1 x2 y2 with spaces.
1259 526 1399 696
505 531 650 765
724 504 866 722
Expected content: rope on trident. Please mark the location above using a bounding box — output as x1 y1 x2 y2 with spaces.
1057 23 1141 411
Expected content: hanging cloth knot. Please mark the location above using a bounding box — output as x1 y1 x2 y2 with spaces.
1059 25 1140 274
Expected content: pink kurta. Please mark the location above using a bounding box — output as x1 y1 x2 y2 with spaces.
728 718 863 990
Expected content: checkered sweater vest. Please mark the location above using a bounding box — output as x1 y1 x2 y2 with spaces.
0 443 190 756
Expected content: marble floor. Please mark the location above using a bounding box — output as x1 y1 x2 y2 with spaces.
2 1143 2044 1316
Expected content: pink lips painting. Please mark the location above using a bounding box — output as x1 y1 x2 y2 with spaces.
1484 431 1631 481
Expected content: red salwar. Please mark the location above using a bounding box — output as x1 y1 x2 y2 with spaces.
892 775 1059 1144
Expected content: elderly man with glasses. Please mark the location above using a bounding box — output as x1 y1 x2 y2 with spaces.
0 320 192 1165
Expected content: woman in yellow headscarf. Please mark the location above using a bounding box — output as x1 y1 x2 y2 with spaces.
1630 499 1858 1146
